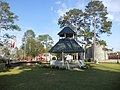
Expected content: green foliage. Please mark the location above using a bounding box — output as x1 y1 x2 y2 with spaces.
85 0 112 36
26 38 38 57
0 0 20 58
84 58 94 62
0 63 6 71
37 34 54 51
97 39 107 46
2 47 10 57
85 0 112 60
17 48 24 59
0 33 15 47
22 30 36 57
0 0 20 31
79 29 93 45
10 47 20 60
24 30 35 39
57 1 112 61
35 41 46 54
57 8 93 51
58 1 112 47
22 30 52 58
58 9 83 29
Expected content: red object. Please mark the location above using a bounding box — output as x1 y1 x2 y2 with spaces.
11 37 16 48
11 42 15 48
37 54 47 62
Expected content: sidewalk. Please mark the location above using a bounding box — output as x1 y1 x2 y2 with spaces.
100 59 120 63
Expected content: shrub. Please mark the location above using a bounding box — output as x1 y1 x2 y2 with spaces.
0 63 6 71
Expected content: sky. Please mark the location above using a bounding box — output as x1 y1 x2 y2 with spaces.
2 0 120 52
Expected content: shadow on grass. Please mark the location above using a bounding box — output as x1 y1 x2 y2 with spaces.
0 63 120 90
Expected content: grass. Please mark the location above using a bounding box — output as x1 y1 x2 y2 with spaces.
0 63 120 90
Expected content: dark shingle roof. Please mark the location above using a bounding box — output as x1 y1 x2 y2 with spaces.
58 27 76 37
49 38 84 53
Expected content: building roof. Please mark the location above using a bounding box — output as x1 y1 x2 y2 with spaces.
58 27 76 37
49 38 84 53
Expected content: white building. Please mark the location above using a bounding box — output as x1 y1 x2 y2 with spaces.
86 44 108 61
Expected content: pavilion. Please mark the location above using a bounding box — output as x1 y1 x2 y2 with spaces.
49 27 84 68
49 27 84 53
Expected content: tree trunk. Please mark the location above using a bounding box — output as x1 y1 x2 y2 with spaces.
74 23 79 60
0 15 1 31
75 33 78 60
94 15 96 61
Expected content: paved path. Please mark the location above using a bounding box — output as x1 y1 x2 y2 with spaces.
100 59 120 63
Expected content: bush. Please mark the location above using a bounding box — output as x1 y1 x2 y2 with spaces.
90 58 94 62
84 58 88 62
84 58 94 62
0 60 3 63
0 63 6 71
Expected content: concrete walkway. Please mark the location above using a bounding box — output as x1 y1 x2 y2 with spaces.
100 59 120 63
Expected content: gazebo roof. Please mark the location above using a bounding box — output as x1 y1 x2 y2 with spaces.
49 38 84 53
58 27 76 37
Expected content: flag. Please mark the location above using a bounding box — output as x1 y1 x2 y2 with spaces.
11 36 16 48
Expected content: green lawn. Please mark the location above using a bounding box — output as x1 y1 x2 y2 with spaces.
0 63 120 90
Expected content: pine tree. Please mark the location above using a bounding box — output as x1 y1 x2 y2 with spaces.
85 0 112 61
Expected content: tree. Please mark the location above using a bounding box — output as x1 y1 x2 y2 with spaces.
17 47 24 60
58 9 84 60
35 39 46 54
0 33 14 46
58 9 93 44
0 0 20 58
0 33 16 59
37 34 53 52
85 0 112 61
2 46 10 58
24 30 35 39
0 0 20 31
26 38 36 57
22 30 35 48
10 47 18 60
22 30 47 57
22 30 36 57
22 29 35 44
58 9 84 40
